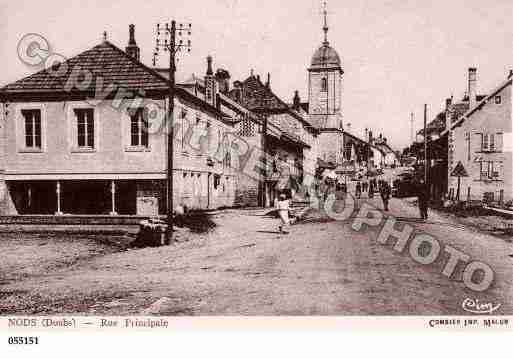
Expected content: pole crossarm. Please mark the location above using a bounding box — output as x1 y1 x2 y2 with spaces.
153 22 192 67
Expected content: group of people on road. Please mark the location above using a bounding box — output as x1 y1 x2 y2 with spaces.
355 178 391 211
275 173 431 234
355 176 429 218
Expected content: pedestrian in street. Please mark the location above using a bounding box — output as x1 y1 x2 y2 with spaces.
355 181 362 199
379 180 391 211
417 179 430 220
275 193 291 234
362 181 368 193
368 180 374 199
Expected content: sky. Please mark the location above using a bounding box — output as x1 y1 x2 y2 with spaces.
2 0 513 150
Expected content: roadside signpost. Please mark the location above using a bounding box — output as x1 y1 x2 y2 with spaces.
451 161 469 201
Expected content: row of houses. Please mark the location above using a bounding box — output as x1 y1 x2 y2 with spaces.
415 67 512 205
0 24 398 216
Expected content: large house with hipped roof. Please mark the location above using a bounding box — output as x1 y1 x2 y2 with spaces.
0 26 240 215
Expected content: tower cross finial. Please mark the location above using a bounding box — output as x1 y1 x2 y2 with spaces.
322 1 329 44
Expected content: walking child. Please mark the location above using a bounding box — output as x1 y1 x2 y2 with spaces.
275 193 291 234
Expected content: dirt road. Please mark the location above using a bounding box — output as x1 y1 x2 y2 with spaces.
1 194 512 315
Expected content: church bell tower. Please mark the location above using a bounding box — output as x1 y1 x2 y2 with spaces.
307 2 343 129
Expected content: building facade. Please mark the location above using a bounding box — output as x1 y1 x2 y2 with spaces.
225 72 319 205
0 29 238 216
446 72 513 203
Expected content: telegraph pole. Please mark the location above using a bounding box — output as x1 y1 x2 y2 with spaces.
410 112 414 144
423 104 428 184
154 21 192 244
260 114 268 207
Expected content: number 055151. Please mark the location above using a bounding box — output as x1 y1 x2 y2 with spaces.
8 336 39 345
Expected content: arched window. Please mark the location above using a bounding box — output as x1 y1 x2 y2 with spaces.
321 77 327 92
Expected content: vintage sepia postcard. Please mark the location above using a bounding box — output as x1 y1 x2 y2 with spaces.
1 0 512 351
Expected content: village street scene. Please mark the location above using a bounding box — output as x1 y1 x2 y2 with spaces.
0 0 513 316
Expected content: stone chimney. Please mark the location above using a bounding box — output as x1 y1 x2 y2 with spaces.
204 56 217 107
215 69 231 94
125 24 140 61
468 67 477 108
293 90 301 110
265 73 270 88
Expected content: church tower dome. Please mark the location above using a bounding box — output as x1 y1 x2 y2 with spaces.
309 2 342 71
307 1 343 120
307 1 345 166
310 44 341 69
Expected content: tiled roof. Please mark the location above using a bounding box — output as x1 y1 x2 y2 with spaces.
227 75 289 112
1 41 169 95
417 111 446 136
448 102 469 123
227 75 315 133
447 78 512 132
307 115 332 129
0 40 228 119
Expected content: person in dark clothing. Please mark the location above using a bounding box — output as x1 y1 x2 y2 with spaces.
417 179 430 220
362 181 368 193
379 180 391 211
368 180 374 199
355 181 362 199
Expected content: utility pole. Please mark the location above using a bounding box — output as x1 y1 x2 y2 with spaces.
154 21 192 244
260 114 268 207
410 112 414 144
423 104 428 185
